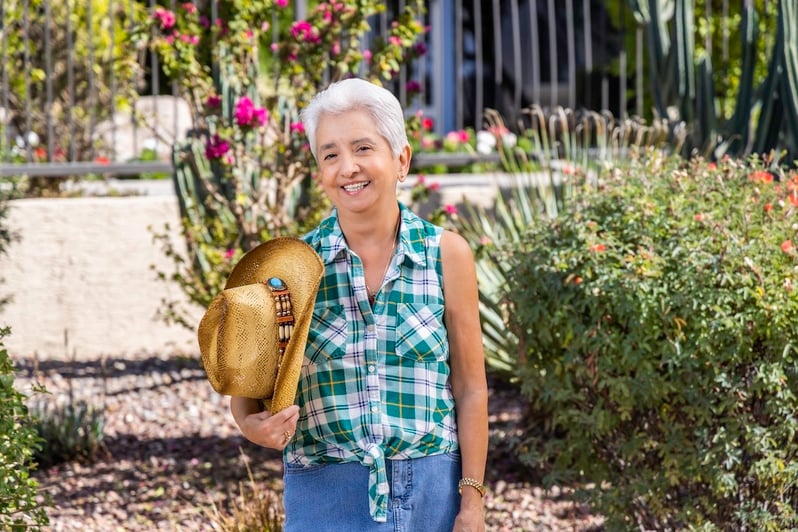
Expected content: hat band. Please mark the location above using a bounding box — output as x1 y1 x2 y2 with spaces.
266 277 295 367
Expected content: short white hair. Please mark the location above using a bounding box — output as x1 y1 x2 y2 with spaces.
301 78 409 160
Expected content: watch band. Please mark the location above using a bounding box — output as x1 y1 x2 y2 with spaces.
458 477 486 497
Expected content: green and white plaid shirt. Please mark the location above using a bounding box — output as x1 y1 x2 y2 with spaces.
291 203 458 522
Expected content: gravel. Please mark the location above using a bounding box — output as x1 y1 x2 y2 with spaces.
13 351 604 531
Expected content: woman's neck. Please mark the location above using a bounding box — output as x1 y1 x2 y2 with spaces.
338 205 401 247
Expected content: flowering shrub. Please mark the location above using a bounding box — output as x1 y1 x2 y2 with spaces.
506 150 798 528
145 0 426 325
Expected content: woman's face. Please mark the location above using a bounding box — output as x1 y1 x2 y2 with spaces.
314 108 410 214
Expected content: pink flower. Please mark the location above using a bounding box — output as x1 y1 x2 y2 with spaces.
182 3 197 14
421 117 434 131
270 42 280 53
205 135 230 160
406 80 422 94
224 248 236 260
444 204 458 215
414 42 427 56
206 95 221 108
275 0 289 7
781 240 794 254
235 97 256 126
154 8 176 30
363 49 372 62
290 122 305 134
291 20 320 43
389 36 402 46
427 182 440 192
421 136 435 150
199 15 210 29
254 107 269 126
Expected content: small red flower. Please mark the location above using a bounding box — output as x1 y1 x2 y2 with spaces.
765 203 773 213
589 244 606 253
707 162 717 170
781 240 794 254
444 204 458 215
748 170 774 183
694 213 704 222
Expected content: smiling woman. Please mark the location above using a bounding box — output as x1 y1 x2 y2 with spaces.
226 78 490 532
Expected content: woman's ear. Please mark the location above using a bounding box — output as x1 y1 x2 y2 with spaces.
398 144 412 177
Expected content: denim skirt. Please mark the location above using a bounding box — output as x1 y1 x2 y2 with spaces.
283 452 461 531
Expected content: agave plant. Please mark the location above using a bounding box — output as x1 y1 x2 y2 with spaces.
455 107 681 380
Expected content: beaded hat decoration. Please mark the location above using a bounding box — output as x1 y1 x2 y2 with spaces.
197 238 324 414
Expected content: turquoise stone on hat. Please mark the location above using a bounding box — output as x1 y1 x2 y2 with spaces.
268 277 286 290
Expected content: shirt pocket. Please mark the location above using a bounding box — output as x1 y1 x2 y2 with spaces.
305 303 347 363
394 303 448 363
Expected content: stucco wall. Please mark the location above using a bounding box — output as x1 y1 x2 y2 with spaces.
0 194 201 360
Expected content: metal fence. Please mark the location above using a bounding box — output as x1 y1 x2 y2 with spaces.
0 0 746 178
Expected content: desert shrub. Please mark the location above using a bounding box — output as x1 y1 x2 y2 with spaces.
506 150 798 529
453 107 677 379
0 327 50 529
205 454 283 531
31 397 107 469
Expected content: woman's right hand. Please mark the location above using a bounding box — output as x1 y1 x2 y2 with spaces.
235 403 300 450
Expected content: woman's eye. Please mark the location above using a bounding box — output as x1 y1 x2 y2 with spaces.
322 153 337 161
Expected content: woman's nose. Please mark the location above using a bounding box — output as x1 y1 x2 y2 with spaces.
339 154 360 178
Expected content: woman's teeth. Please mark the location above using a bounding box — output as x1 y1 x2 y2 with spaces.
343 182 369 192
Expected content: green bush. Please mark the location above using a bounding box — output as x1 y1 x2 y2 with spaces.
0 327 50 529
506 151 798 529
453 107 676 380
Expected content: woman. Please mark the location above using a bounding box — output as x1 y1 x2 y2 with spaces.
230 78 488 531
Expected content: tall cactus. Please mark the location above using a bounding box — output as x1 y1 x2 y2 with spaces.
628 0 797 162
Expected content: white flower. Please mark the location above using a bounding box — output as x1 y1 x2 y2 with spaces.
501 132 517 148
476 130 496 154
26 131 40 147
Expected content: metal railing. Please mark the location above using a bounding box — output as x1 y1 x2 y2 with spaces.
0 0 742 178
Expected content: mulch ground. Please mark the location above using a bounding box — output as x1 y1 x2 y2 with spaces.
14 351 604 531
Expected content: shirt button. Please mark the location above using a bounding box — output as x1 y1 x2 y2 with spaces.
371 406 379 413
368 365 376 373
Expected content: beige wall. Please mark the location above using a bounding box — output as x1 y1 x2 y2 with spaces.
0 195 201 360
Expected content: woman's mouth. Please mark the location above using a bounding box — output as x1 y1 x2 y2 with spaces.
342 181 370 193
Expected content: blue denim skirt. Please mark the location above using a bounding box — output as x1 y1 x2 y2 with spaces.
283 452 461 531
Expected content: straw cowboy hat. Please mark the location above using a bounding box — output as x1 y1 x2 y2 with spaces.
197 237 323 414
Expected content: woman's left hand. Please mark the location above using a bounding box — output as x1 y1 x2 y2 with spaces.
452 506 485 532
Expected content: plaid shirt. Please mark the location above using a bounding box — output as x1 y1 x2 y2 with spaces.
290 203 458 522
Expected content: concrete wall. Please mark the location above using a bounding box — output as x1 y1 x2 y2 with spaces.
0 176 502 360
0 193 201 360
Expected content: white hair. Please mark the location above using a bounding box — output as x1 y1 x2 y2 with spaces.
301 78 409 159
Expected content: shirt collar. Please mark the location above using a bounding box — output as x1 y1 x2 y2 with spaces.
313 202 428 268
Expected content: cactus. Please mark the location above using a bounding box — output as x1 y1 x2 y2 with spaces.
628 0 797 162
